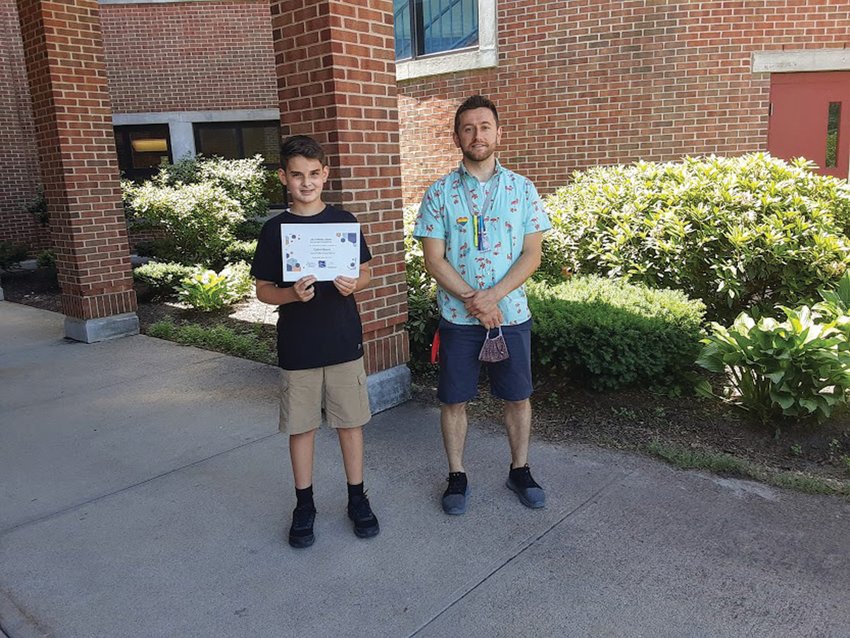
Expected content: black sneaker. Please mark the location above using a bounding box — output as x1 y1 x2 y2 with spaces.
442 471 470 515
347 494 380 539
506 465 546 509
288 505 316 548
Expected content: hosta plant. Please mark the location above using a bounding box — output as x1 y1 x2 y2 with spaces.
697 305 850 426
178 263 253 311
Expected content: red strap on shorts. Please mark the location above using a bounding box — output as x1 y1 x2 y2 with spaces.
430 328 440 364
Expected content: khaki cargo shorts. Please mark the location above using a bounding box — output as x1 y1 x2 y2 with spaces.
279 357 371 435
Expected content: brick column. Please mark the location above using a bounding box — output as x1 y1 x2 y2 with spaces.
16 0 138 342
271 0 410 408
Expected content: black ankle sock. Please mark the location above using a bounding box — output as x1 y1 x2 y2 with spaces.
509 464 529 478
295 485 314 509
347 482 365 501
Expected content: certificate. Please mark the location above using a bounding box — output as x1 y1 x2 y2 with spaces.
281 223 360 282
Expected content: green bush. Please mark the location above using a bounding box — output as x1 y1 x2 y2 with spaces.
233 219 264 241
26 187 48 226
544 153 850 320
123 156 275 267
178 262 252 311
36 249 56 270
0 242 28 270
133 261 196 300
147 319 276 364
225 239 257 264
527 275 706 390
403 205 439 362
126 181 242 267
154 155 271 219
697 304 850 426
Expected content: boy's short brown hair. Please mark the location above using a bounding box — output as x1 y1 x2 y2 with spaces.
280 135 327 169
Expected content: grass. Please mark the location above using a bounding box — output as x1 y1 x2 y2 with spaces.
645 439 850 497
147 319 277 365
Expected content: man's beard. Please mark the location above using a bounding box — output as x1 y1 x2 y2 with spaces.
462 144 494 163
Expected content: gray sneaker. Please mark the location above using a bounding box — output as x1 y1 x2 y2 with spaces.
506 465 545 509
442 471 470 515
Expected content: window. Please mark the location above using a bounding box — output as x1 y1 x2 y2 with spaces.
826 102 841 169
394 0 496 81
394 0 479 60
114 124 172 182
194 121 284 207
193 121 280 167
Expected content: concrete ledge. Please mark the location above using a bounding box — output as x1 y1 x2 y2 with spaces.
64 313 140 343
367 364 411 414
752 48 850 73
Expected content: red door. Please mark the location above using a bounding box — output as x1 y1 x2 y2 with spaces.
768 71 850 179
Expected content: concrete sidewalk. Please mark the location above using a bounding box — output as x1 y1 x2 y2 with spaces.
1 300 849 638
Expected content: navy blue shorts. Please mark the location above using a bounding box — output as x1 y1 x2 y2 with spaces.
437 318 533 404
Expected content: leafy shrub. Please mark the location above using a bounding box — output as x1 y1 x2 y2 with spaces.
178 262 253 311
222 261 254 299
697 304 850 425
814 270 850 329
225 240 257 264
148 319 276 364
527 275 706 390
233 219 264 241
403 205 439 362
544 153 850 320
154 155 271 219
26 187 48 226
36 249 56 270
133 261 196 300
123 156 276 266
0 242 28 270
126 181 242 267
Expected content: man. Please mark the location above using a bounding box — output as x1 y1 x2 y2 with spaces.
413 95 551 515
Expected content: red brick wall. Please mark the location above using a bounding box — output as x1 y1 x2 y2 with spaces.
0 0 41 249
17 0 136 320
272 0 409 374
398 0 850 204
100 0 277 113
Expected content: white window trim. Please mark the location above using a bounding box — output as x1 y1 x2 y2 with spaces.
752 49 850 73
395 0 497 81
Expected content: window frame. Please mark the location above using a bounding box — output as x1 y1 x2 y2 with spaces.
192 120 280 167
395 0 496 81
114 123 173 183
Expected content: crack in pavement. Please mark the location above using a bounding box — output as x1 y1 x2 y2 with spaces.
0 432 279 538
407 469 633 637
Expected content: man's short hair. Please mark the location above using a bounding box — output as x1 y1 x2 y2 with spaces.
280 135 327 169
454 95 499 134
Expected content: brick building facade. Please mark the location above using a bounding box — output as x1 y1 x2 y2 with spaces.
2 0 850 399
397 0 850 204
0 0 40 248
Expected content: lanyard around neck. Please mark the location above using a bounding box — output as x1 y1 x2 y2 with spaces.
457 167 500 218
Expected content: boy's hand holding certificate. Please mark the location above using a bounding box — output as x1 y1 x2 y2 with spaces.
281 223 360 282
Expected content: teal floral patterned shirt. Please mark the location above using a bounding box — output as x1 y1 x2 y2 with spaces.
413 160 551 326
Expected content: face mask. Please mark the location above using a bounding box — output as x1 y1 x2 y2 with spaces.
479 326 510 363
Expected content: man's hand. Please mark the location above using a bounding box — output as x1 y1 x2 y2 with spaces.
293 275 317 302
475 306 503 331
462 288 501 318
333 275 357 297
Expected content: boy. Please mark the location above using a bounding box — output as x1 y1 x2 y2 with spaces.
251 135 378 548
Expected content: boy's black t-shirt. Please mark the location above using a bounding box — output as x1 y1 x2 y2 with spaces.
250 205 372 370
